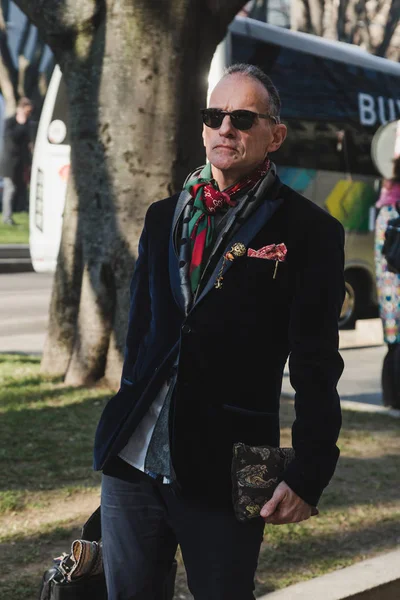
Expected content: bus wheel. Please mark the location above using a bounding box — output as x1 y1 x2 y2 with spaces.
339 273 359 330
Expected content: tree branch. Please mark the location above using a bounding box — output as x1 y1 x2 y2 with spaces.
337 0 348 40
12 0 105 38
17 17 31 57
24 30 46 99
0 3 5 29
322 0 338 39
31 31 46 71
308 0 324 35
0 58 17 114
1 0 10 23
0 3 18 99
206 0 249 27
375 0 400 56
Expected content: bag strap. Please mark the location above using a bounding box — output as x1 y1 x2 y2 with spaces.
81 505 101 541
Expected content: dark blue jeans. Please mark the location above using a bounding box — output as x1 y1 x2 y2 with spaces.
101 465 265 600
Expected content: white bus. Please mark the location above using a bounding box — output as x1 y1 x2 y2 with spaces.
29 16 400 327
29 65 70 272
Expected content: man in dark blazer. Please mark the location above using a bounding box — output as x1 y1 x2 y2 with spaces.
94 63 345 600
0 97 33 224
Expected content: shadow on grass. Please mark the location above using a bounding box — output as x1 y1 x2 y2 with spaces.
0 521 85 600
2 512 400 600
0 390 399 507
280 397 400 434
0 374 63 389
0 394 112 492
340 408 400 432
0 354 41 364
0 381 103 410
320 454 400 508
254 513 400 596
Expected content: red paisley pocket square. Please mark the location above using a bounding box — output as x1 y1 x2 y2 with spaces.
247 243 287 261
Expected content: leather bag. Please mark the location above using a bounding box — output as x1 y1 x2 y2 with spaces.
38 505 178 599
38 506 107 600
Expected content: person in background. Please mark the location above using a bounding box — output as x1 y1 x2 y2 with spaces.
0 97 34 225
375 155 400 409
94 63 345 600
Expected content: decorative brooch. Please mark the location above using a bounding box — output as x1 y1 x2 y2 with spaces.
215 242 247 289
215 242 288 289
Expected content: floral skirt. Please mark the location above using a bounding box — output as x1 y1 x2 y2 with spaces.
375 205 400 344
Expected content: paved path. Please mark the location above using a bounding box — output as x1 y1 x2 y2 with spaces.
282 345 387 406
0 271 52 354
280 318 385 406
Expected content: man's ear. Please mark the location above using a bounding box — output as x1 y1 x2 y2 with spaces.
266 123 287 153
202 125 206 147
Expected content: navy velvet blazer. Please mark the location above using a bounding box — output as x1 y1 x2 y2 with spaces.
93 177 345 508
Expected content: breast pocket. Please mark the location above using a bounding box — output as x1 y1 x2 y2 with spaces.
245 257 289 286
221 404 280 446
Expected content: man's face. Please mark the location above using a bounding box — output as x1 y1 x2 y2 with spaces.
202 74 286 186
23 105 33 120
17 104 33 123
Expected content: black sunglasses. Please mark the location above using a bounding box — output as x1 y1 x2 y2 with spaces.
201 108 280 131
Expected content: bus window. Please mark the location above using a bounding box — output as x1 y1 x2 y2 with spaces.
48 76 70 145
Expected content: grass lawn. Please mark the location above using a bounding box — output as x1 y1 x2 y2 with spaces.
0 211 29 244
0 354 399 599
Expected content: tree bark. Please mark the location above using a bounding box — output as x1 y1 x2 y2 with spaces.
40 172 83 378
15 0 246 388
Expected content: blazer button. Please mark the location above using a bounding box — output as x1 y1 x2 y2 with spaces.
182 324 192 334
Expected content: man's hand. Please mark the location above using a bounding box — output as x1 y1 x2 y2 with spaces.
260 481 314 524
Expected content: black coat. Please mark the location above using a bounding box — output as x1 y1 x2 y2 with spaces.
93 177 345 508
0 116 31 179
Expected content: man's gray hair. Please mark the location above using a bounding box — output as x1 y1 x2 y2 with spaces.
223 63 281 122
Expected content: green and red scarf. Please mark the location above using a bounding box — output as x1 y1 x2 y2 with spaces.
184 158 270 292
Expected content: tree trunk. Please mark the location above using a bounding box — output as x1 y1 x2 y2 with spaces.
40 172 83 377
31 0 245 388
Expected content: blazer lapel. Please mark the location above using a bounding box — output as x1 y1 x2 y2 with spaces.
192 194 284 308
169 190 192 313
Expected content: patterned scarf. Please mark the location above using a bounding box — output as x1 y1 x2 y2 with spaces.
376 181 400 208
184 158 270 292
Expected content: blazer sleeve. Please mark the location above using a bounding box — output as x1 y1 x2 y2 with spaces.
283 216 345 507
120 205 153 385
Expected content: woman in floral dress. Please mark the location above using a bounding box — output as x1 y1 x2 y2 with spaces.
375 155 400 408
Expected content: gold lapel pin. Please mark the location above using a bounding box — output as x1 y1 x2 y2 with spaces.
215 242 247 290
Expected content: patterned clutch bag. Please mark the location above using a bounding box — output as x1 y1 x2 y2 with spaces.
231 442 296 522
